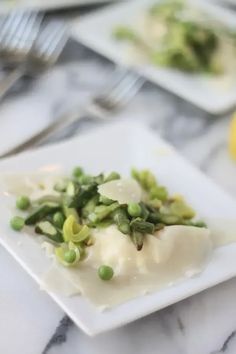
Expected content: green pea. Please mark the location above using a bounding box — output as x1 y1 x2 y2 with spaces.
10 216 25 231
127 203 142 217
64 250 77 264
16 196 30 210
53 212 65 229
98 265 114 281
73 166 83 178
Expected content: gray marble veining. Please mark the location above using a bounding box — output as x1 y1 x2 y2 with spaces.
0 34 236 354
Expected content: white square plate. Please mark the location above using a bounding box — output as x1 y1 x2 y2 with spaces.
1 121 236 336
71 0 236 114
0 0 117 14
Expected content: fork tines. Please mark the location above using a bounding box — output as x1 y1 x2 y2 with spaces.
32 20 68 64
0 10 43 61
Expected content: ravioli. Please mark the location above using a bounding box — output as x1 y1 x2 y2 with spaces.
42 225 212 308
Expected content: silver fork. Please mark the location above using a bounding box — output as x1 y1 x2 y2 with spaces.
30 20 68 69
0 17 67 99
0 10 43 98
0 68 145 158
0 10 42 60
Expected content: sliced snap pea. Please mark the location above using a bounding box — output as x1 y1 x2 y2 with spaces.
25 203 60 225
104 172 120 183
81 196 99 218
99 195 114 206
68 183 97 209
53 212 65 229
160 214 182 225
89 202 119 223
35 221 63 243
113 208 131 235
131 231 144 251
33 195 62 205
140 202 149 220
130 218 154 234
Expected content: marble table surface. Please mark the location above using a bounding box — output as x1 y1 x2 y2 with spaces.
1 19 236 354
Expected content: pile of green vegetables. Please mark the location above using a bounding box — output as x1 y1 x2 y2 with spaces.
10 167 206 281
113 0 236 73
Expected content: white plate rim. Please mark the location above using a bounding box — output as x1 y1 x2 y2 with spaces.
0 0 116 14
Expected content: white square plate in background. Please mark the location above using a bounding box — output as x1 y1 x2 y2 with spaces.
72 0 236 114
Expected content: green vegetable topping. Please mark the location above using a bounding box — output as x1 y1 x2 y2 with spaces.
63 215 90 243
77 174 93 185
16 196 30 210
113 0 236 74
9 166 206 265
53 212 65 229
113 26 138 41
99 195 114 205
131 231 144 251
25 203 60 225
54 179 68 192
66 181 77 197
104 171 120 183
127 203 142 217
73 166 84 178
132 169 157 191
170 200 195 219
194 220 207 228
113 208 131 234
55 243 80 266
10 216 25 231
89 203 119 223
64 249 77 264
98 265 114 281
35 221 63 243
130 218 155 234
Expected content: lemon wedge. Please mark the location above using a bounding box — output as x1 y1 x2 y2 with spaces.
229 113 236 160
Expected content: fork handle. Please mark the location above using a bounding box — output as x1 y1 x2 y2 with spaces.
0 108 89 158
0 67 25 99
